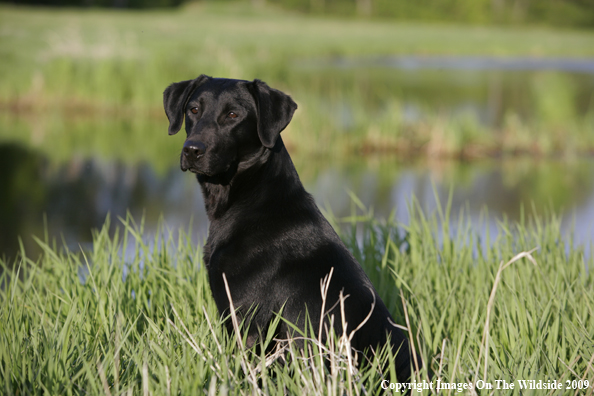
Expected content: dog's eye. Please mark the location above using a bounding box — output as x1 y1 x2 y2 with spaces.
190 107 199 114
228 112 238 119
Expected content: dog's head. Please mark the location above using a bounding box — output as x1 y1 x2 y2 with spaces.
163 75 297 177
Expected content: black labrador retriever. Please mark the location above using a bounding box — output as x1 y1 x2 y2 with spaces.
163 75 414 381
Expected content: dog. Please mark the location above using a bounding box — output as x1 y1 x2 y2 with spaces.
163 75 414 381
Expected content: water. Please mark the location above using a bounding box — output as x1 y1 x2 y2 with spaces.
1 63 593 260
1 142 592 260
321 56 594 73
292 62 594 129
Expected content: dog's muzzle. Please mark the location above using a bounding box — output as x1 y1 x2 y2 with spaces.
181 140 206 172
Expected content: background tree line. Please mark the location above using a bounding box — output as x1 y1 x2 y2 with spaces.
3 0 594 27
4 0 181 9
271 0 594 27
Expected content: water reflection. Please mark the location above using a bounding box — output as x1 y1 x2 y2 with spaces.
0 144 46 256
324 56 594 74
2 63 594 260
291 68 594 127
1 142 592 261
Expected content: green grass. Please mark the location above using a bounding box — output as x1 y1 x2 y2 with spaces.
3 1 594 104
1 3 594 158
1 7 592 392
1 200 593 395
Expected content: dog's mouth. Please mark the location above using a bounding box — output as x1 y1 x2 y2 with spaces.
182 164 213 177
181 154 209 175
182 162 237 183
190 168 213 176
180 151 236 180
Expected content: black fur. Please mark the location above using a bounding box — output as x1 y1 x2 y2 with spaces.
163 75 414 381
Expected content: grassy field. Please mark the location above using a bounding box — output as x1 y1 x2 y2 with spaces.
1 6 593 393
1 3 594 158
3 2 594 102
1 203 592 395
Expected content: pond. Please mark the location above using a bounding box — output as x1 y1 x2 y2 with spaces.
1 63 593 260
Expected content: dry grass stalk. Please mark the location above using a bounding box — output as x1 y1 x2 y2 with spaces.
400 289 420 379
222 272 261 395
475 248 538 384
97 360 112 396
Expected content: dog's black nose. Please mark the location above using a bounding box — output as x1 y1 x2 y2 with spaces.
183 141 206 158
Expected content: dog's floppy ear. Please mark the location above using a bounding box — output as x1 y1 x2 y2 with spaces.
250 79 298 149
163 74 210 135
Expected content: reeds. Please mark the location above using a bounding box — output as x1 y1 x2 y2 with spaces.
1 199 592 395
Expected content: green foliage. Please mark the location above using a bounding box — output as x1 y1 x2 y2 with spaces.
269 0 594 27
7 0 184 9
3 0 594 28
2 4 594 159
1 201 592 394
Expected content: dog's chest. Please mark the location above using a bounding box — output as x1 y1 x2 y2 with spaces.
203 220 254 273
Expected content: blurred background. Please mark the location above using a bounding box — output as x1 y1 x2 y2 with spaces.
1 0 593 260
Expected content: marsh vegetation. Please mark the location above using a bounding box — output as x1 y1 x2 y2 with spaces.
1 208 592 394
0 4 593 393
